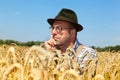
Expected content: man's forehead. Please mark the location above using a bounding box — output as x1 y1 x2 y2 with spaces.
53 20 71 25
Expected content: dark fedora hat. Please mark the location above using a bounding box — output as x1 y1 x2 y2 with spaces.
47 8 83 32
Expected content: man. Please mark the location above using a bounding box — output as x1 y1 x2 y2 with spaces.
44 8 97 68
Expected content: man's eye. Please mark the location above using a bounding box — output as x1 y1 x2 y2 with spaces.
57 27 62 30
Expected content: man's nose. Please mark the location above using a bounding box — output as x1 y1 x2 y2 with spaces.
51 28 57 35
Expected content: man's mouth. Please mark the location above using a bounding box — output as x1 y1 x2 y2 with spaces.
53 37 59 41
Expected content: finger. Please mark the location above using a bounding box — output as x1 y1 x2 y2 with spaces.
47 39 55 47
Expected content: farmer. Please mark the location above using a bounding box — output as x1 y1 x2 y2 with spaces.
44 8 97 68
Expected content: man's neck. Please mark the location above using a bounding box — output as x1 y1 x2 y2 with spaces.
57 41 75 53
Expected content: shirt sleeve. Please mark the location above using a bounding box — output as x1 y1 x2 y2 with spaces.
76 46 97 68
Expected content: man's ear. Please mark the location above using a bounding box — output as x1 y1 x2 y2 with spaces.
70 29 76 37
70 30 73 36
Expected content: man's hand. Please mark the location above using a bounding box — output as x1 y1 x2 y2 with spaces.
44 38 56 50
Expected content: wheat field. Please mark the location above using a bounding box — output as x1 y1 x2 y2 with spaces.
0 45 120 80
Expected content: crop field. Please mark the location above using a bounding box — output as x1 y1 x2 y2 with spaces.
0 45 120 80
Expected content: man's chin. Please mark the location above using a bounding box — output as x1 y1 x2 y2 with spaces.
54 43 59 46
54 42 60 46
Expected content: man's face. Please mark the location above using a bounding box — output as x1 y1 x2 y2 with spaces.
50 20 74 46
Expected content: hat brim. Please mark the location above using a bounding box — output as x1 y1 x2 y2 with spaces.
47 19 83 32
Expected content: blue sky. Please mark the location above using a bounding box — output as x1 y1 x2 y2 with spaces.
0 0 120 47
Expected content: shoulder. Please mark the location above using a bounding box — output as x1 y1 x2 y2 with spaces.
77 45 97 58
83 46 96 54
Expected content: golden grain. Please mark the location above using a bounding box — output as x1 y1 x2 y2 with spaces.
0 45 120 80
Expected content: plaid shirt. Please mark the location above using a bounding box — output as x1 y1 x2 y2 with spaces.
72 39 97 68
42 39 97 68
